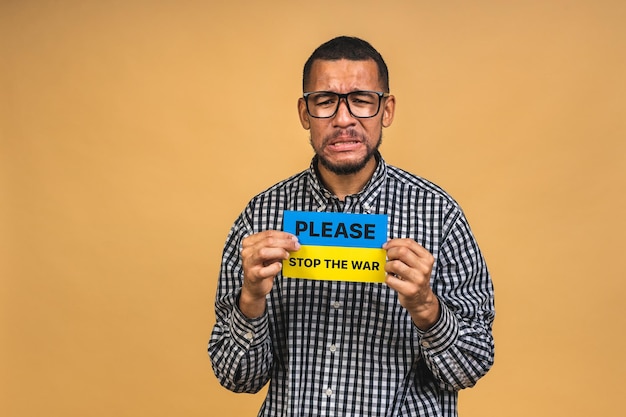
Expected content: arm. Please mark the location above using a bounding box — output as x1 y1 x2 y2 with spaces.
384 215 495 391
209 289 272 393
208 213 300 393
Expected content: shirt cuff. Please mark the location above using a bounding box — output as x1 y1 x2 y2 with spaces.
414 301 459 355
229 295 270 349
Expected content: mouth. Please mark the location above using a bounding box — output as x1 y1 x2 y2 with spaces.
326 130 363 151
327 139 362 152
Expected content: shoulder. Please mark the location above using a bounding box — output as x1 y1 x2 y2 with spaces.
228 170 310 234
384 163 461 210
248 169 309 203
237 169 312 225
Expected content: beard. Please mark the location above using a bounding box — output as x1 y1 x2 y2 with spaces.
312 128 383 175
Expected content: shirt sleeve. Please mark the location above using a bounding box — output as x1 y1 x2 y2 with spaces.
415 212 496 391
208 213 273 393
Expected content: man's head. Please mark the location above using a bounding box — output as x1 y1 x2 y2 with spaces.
302 36 390 93
298 36 395 178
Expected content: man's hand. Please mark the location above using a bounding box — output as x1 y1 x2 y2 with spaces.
239 231 300 318
383 238 440 330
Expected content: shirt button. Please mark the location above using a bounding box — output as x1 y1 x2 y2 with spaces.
245 331 254 341
421 340 430 348
329 344 337 352
332 301 341 309
325 388 333 397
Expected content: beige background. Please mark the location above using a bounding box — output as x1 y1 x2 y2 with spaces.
2 1 625 416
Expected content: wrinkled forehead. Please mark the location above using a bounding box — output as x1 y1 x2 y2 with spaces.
305 59 382 92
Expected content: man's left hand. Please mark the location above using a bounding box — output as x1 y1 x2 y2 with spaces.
383 238 440 330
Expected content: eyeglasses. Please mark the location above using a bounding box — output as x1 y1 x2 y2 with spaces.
303 90 389 119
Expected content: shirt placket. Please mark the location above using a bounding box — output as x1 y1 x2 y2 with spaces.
321 279 343 415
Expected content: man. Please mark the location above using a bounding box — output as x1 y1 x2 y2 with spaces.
209 36 495 417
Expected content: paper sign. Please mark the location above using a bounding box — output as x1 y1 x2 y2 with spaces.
282 210 388 283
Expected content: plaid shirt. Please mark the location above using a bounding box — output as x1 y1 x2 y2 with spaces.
209 154 495 417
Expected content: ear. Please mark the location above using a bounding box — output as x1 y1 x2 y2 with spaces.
298 97 311 130
382 94 396 128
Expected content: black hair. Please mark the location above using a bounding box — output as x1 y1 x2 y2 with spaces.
302 36 390 92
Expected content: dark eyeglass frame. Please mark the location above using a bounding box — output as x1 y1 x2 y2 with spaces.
303 90 390 119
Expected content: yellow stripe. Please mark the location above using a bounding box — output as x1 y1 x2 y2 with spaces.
282 245 387 283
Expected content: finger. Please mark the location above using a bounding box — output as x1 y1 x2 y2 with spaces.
242 231 301 283
384 258 419 281
383 238 431 259
242 231 300 265
243 230 299 250
243 246 290 276
385 240 434 270
244 257 284 286
384 270 421 298
245 245 298 269
257 261 284 279
385 272 409 289
384 261 431 293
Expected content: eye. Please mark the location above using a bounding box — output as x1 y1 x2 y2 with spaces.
311 93 338 107
349 92 377 106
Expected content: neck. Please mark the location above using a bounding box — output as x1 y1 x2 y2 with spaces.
316 156 378 201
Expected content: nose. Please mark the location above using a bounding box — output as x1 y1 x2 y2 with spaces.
333 97 356 126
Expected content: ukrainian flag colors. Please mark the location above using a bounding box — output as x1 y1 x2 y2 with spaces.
282 210 388 283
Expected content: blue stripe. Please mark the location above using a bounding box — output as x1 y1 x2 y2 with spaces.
283 210 387 248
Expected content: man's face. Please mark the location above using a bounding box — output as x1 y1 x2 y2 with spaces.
298 59 395 175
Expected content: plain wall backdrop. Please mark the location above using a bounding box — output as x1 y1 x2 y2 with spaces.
2 1 625 416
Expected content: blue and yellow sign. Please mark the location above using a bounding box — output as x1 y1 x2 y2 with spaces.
282 210 388 283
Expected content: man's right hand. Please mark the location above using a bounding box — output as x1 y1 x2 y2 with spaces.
239 231 300 318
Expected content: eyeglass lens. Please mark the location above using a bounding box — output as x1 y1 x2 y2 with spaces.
306 91 382 118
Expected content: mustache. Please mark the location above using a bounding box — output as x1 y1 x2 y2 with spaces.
323 128 363 144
